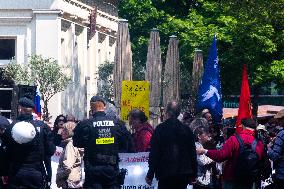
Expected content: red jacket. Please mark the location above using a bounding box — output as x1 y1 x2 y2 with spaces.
132 122 153 152
206 129 265 181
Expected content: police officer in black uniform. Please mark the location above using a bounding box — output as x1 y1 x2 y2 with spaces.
73 96 124 189
1 97 56 189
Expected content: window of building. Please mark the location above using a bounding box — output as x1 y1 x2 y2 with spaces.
0 38 16 65
0 68 14 118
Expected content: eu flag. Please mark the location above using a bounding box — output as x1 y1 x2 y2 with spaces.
197 35 223 123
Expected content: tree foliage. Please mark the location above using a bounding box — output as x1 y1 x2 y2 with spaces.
119 0 284 96
4 55 71 120
96 61 114 101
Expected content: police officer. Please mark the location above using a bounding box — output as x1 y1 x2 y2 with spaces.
104 100 133 153
2 97 55 189
73 95 124 189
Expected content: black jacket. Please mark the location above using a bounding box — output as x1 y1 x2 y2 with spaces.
2 114 55 188
147 118 197 180
73 111 124 186
0 138 8 176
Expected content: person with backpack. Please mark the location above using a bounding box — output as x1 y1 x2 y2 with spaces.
268 109 284 189
1 97 56 189
128 109 154 152
197 118 266 189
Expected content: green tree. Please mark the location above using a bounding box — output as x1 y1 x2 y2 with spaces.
119 0 232 93
217 0 284 92
119 0 284 99
4 55 71 120
96 61 114 101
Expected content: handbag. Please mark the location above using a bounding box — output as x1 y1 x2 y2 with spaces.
67 157 84 188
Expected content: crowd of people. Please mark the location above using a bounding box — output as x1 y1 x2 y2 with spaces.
0 95 283 189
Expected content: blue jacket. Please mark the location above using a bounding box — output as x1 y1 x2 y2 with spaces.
268 129 284 179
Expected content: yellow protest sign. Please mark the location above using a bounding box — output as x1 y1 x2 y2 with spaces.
121 81 150 121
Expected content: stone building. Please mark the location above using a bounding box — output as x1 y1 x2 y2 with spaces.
0 0 118 120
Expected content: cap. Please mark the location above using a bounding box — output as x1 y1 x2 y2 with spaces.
19 97 35 108
241 118 257 129
90 95 106 105
0 115 10 129
11 121 36 144
275 109 284 119
202 109 210 115
256 124 267 131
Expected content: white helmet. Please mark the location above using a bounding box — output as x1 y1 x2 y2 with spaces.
12 122 36 144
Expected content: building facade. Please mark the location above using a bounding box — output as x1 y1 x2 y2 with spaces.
0 0 118 120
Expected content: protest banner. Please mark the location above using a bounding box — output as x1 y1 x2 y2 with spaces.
51 151 156 189
51 150 194 189
121 81 150 121
119 152 158 189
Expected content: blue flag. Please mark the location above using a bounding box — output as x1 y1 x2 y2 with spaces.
197 35 223 123
34 86 41 118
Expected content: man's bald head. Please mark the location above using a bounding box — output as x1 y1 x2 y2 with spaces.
165 100 181 119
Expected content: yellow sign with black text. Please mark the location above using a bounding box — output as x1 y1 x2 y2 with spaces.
121 81 150 121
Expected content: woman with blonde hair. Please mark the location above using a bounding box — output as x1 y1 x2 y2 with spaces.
56 122 84 189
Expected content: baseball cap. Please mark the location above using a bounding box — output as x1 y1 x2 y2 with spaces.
256 124 267 131
19 97 35 108
90 95 106 105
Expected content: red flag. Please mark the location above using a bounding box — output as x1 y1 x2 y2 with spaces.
236 64 252 133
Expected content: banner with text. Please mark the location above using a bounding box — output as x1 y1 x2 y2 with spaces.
51 151 156 189
121 81 150 121
119 152 157 189
51 151 194 189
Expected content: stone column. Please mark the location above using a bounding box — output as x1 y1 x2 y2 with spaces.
33 9 62 121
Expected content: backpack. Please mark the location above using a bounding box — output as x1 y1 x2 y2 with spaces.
234 134 260 182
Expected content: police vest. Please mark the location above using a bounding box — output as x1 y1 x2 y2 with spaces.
85 114 120 166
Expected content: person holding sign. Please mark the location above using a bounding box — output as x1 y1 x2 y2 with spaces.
146 100 197 189
73 95 125 189
128 109 153 152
